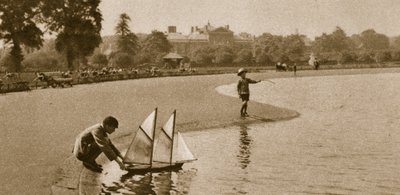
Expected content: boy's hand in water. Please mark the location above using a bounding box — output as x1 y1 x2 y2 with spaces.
116 158 127 170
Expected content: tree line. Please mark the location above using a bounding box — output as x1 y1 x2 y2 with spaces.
164 27 400 67
1 1 400 72
312 27 400 65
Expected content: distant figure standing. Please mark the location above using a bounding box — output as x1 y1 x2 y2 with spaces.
314 58 320 70
293 63 297 76
237 68 261 117
73 116 126 172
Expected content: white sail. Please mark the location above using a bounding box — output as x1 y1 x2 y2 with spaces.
123 109 157 164
173 132 196 162
153 111 175 163
162 113 175 138
124 109 196 169
141 110 157 139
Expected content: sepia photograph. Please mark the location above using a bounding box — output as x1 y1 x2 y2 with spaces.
1 0 400 194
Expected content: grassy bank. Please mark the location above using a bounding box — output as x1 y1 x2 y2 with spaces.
1 62 400 93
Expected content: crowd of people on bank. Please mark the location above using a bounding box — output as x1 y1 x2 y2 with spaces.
77 67 125 78
275 58 320 72
275 62 298 72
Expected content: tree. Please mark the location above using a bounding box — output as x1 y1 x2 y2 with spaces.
337 51 356 64
313 26 352 64
357 50 375 63
283 34 306 63
138 30 171 64
234 48 253 64
110 52 133 68
255 33 284 62
215 51 233 64
392 36 400 50
0 53 14 71
350 34 363 50
374 50 391 63
90 53 108 68
255 33 307 64
115 13 139 55
0 0 44 72
41 0 102 70
360 29 389 50
391 49 400 61
313 27 351 53
255 52 271 65
189 46 215 65
214 46 233 64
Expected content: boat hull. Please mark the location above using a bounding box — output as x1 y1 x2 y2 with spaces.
124 162 184 173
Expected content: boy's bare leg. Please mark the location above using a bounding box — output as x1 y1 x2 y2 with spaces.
241 101 248 117
244 101 248 116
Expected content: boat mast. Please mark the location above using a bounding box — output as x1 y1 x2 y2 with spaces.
149 108 158 168
169 110 176 165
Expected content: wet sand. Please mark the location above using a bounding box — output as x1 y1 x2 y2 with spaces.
2 68 400 194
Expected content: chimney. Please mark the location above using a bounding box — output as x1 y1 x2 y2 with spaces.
191 26 194 33
168 26 176 33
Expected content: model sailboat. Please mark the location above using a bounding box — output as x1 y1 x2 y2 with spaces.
123 108 197 172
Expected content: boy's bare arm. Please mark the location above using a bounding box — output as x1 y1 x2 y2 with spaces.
249 79 261 84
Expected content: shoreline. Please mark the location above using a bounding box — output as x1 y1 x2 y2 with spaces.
51 71 301 195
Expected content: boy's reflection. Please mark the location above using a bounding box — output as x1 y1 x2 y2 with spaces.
237 125 253 169
121 172 157 195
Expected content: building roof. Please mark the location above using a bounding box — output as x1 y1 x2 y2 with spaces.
167 33 187 40
163 52 184 59
187 33 208 40
234 35 253 42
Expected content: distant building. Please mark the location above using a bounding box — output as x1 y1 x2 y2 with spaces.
166 22 253 56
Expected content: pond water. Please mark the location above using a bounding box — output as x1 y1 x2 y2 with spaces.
101 73 400 194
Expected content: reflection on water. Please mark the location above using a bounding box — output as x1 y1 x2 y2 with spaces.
237 125 252 169
101 73 400 194
101 166 197 194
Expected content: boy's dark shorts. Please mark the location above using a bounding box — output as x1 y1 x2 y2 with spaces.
240 94 249 101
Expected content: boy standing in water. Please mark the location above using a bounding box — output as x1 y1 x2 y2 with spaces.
237 68 261 117
73 116 126 172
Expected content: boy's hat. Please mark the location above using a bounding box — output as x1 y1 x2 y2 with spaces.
237 68 247 76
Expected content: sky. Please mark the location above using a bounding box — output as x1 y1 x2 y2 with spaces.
100 0 399 39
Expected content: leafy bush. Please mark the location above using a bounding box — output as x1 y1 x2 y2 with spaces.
190 46 215 65
255 52 271 65
357 51 375 63
0 53 14 71
90 53 108 68
215 52 233 64
22 51 62 71
234 49 253 64
391 50 400 61
374 50 392 63
338 51 357 64
111 52 134 68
